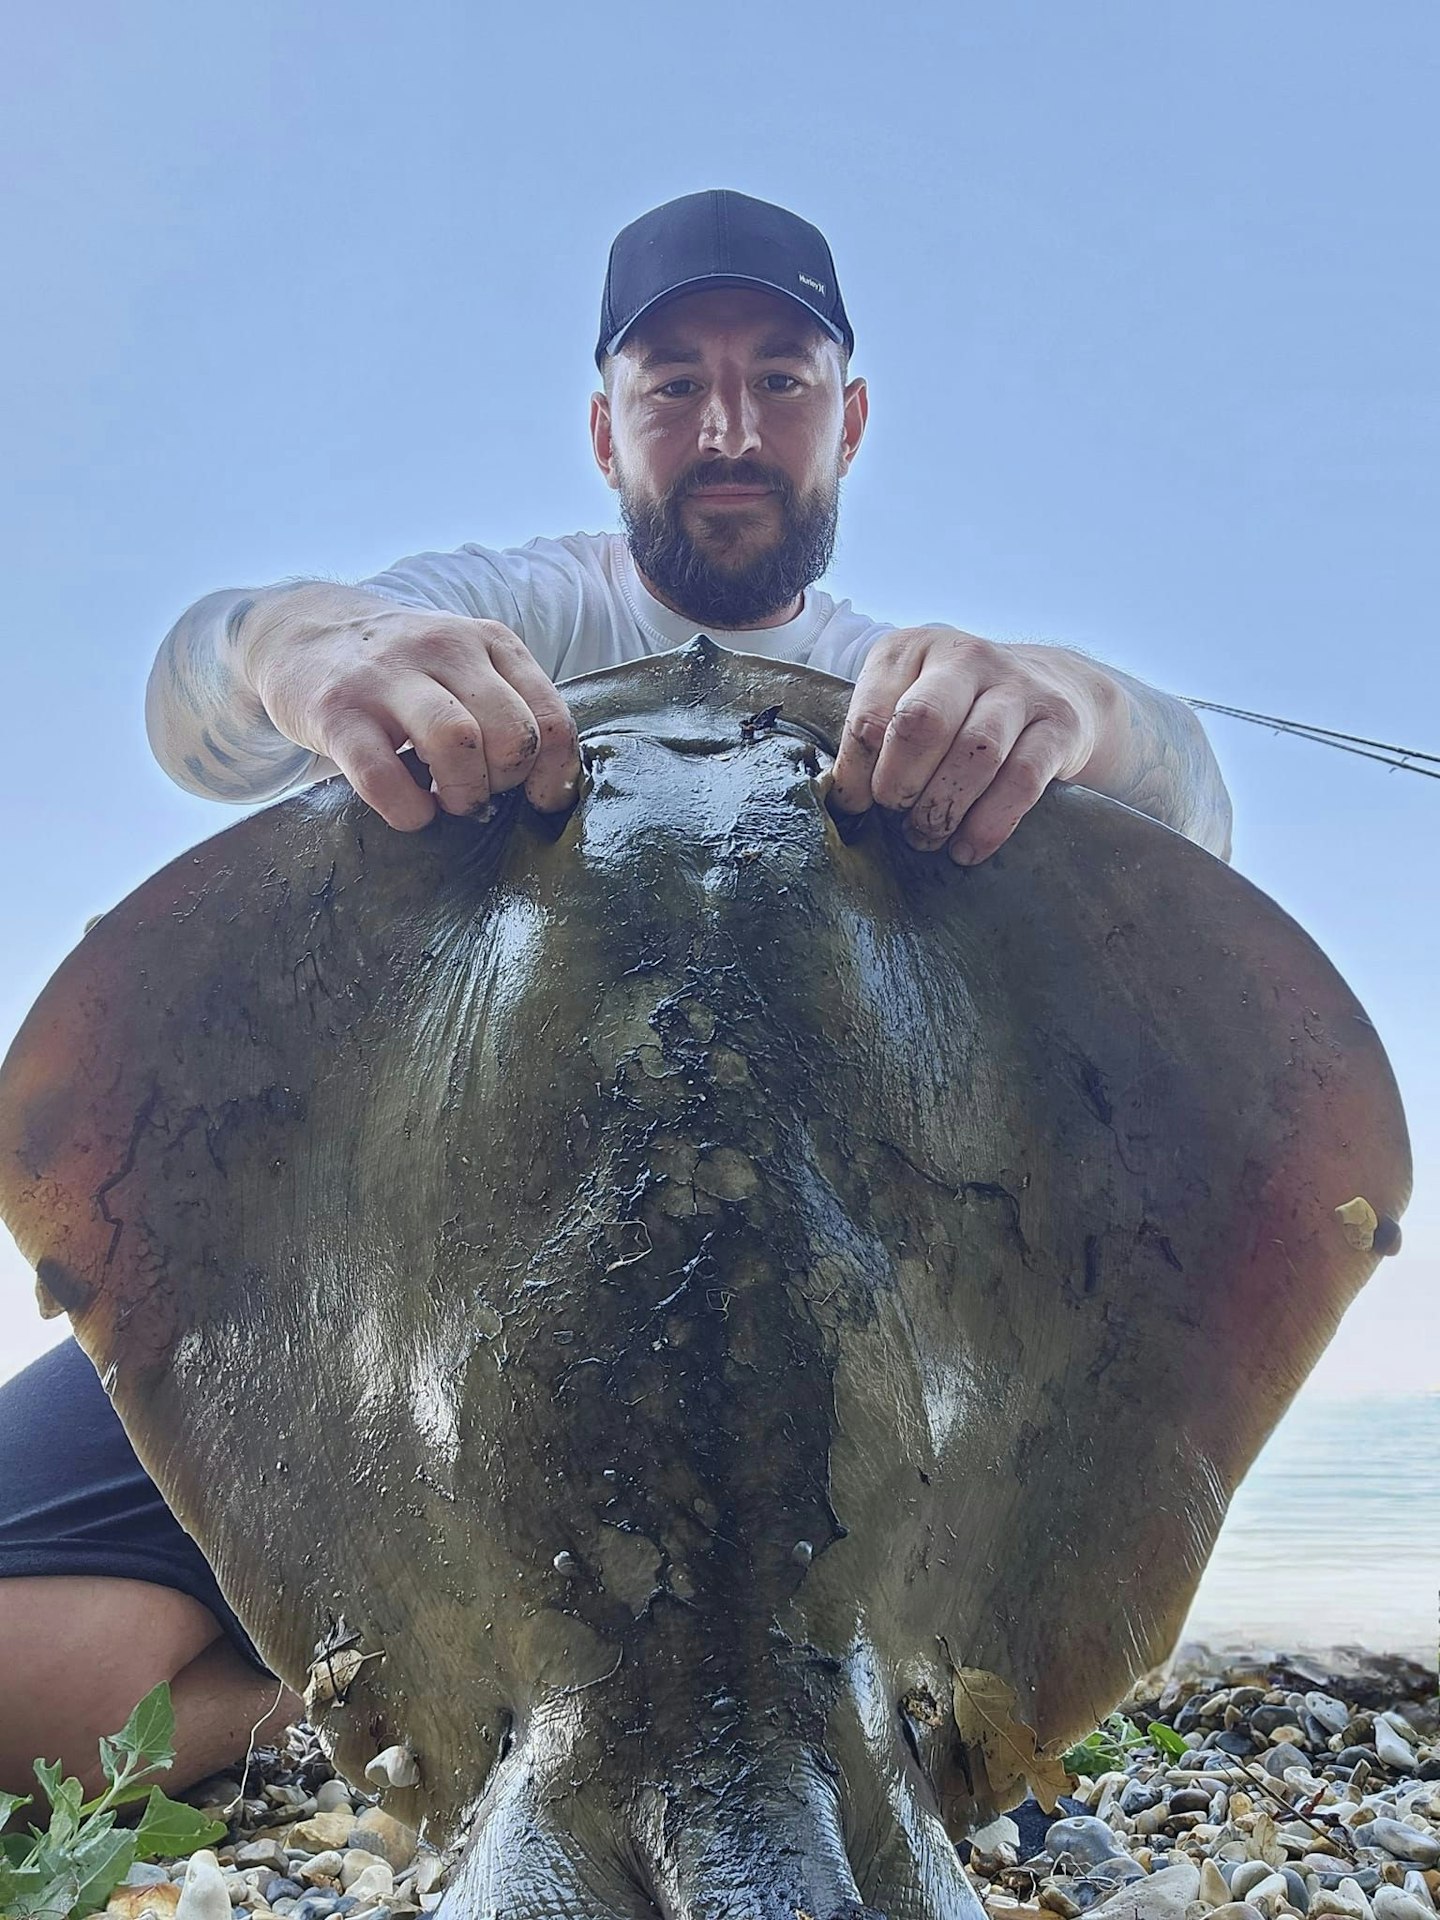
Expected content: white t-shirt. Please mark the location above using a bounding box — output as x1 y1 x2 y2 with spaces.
364 530 893 682
149 530 894 804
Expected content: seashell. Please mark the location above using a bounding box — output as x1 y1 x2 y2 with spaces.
1333 1197 1378 1250
365 1741 421 1787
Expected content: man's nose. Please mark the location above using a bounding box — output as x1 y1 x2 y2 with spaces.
698 376 761 459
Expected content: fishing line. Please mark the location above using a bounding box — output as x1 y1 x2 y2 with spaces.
1182 699 1440 780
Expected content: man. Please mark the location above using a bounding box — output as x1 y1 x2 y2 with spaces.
0 191 1231 1802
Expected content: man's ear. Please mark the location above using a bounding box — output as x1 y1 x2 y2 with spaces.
590 391 620 490
839 376 869 475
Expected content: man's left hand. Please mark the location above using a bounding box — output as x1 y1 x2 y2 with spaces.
829 626 1112 864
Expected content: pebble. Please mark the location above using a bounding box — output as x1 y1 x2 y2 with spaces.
285 1811 356 1853
104 1886 181 1918
344 1862 396 1902
1169 1788 1213 1815
1310 1697 1354 1737
1120 1782 1161 1815
1246 1871 1292 1906
1093 1860 1198 1919
1047 1818 1127 1869
1369 1822 1440 1868
1209 1907 1266 1920
174 1851 231 1920
346 1809 417 1872
1233 1862 1282 1900
1199 1859 1232 1906
314 1780 354 1814
1378 1724 1421 1773
237 1839 293 1875
1375 1895 1436 1920
1252 1707 1304 1736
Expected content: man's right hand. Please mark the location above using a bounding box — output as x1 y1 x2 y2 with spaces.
240 593 582 832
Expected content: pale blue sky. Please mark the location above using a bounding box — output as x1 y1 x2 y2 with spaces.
0 2 1435 1411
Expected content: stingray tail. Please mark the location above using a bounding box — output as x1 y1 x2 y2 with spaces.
633 1744 883 1919
435 1735 985 1919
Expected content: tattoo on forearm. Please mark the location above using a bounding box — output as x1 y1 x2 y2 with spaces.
1106 670 1234 859
150 591 316 802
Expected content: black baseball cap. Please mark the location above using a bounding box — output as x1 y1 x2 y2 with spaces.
597 189 854 369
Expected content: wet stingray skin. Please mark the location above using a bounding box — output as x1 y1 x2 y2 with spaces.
0 640 1410 1919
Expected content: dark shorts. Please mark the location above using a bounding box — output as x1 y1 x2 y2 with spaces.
0 1337 271 1675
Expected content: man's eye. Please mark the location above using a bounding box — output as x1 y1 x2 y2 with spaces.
657 379 699 398
761 374 802 393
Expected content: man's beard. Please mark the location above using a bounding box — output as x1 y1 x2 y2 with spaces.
618 457 839 629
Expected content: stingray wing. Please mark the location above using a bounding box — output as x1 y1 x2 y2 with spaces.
0 762 535 1824
794 776 1410 1789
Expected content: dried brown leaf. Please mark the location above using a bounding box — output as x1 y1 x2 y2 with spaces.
946 1660 1072 1813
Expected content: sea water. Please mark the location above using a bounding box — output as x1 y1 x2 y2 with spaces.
1182 1389 1438 1658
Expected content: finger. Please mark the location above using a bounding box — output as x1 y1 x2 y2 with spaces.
867 659 983 813
947 718 1072 864
326 711 437 832
830 643 925 814
389 680 499 817
473 632 582 812
902 687 1028 850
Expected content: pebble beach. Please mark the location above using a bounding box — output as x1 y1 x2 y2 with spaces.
93 1643 1438 1920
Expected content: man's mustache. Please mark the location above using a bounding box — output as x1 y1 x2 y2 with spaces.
676 461 794 500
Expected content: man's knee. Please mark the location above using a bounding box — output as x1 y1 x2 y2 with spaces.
0 1575 222 1798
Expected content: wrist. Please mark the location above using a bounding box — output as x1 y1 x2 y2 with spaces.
229 587 301 706
1012 644 1126 784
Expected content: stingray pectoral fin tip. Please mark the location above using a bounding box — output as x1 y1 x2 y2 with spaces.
34 1257 94 1319
1334 1195 1401 1255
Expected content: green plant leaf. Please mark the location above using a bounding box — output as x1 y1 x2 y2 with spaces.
110 1683 176 1774
43 1774 85 1851
3 1839 81 1919
132 1786 227 1861
1059 1712 1146 1775
0 1788 31 1831
1148 1719 1189 1758
70 1822 138 1914
102 1772 173 1812
30 1759 64 1811
1 1831 37 1867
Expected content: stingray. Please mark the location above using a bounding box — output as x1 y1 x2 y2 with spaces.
0 640 1410 1920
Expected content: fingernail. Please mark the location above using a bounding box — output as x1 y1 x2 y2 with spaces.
949 839 976 865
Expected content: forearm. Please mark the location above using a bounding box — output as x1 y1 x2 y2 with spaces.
1015 646 1234 860
146 582 399 802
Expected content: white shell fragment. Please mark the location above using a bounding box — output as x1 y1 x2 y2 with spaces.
1335 1195 1379 1249
365 1741 421 1787
302 1643 385 1714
